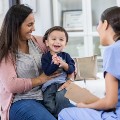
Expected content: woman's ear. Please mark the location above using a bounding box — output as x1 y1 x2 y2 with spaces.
103 20 109 30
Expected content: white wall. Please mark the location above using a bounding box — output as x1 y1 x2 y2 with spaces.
0 0 53 36
0 0 9 27
33 0 53 36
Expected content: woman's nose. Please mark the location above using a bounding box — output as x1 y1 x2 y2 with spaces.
32 25 35 31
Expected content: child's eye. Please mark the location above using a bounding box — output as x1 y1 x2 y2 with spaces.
60 39 64 41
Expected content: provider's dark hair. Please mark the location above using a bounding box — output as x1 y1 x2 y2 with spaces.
101 6 120 41
0 4 32 63
43 26 68 43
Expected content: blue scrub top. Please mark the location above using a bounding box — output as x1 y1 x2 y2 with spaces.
103 40 120 107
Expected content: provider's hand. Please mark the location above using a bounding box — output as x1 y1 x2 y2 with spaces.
77 102 87 108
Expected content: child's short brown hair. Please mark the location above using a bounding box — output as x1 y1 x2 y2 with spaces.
43 26 68 43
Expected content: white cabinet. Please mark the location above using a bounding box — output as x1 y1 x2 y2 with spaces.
52 0 119 72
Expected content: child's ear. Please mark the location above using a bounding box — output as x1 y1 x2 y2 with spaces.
45 40 49 46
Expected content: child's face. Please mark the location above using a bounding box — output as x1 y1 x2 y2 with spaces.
45 30 67 54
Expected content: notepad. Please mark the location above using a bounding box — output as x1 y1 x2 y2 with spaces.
65 83 99 104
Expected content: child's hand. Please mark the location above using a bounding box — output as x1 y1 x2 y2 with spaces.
52 54 67 68
57 57 66 67
52 54 60 65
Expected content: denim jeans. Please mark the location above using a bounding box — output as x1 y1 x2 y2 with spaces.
43 83 74 118
9 99 57 120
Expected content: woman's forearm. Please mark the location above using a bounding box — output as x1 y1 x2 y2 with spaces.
31 74 48 87
77 97 117 110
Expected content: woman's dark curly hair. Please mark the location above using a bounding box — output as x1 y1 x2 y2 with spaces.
43 26 68 43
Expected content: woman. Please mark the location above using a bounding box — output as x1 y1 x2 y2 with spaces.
58 6 120 120
0 4 74 120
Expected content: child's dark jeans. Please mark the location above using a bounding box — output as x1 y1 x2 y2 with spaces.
43 83 74 118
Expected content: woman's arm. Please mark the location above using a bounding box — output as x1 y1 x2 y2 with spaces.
0 55 59 94
77 73 118 110
0 57 32 94
31 72 60 87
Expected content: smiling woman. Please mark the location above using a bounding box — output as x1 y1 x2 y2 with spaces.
0 4 57 120
58 6 120 120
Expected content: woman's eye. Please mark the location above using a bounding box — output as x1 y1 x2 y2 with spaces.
28 24 32 27
28 23 33 27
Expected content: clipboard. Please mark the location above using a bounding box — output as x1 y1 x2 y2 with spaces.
65 83 99 104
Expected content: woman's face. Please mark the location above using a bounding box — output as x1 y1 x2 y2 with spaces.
97 20 108 46
20 13 35 41
97 20 115 46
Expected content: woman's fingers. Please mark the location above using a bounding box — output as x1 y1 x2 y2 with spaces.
50 73 61 78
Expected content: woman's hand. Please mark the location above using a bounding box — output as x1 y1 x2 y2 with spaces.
31 72 60 87
77 102 88 108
